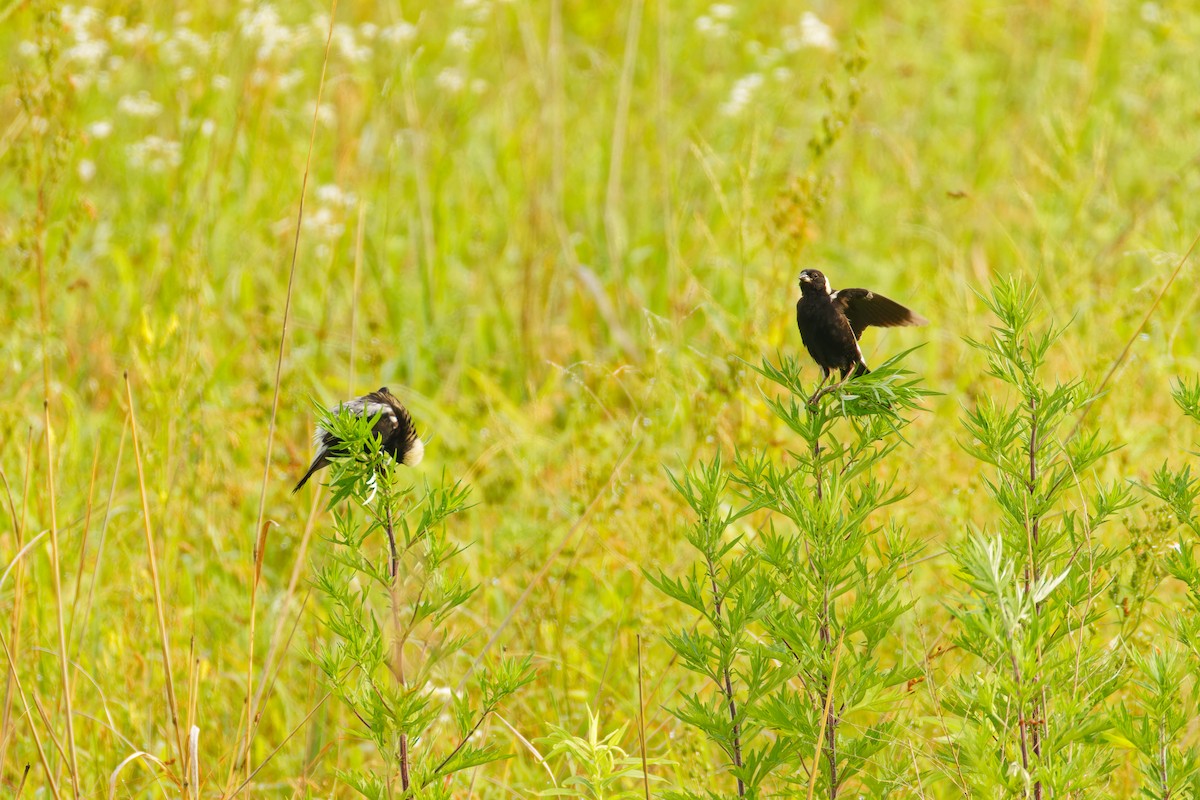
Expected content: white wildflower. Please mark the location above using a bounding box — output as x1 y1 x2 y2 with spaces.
107 15 126 34
694 15 728 39
278 69 305 92
316 184 357 209
459 0 491 22
239 4 300 61
118 91 163 118
447 27 475 52
720 72 763 117
62 5 101 34
63 39 108 69
116 22 153 47
18 41 39 59
380 21 417 46
173 28 212 58
799 11 836 51
87 120 114 139
213 74 232 91
30 116 50 135
307 101 336 127
709 3 735 20
333 23 371 63
303 206 344 239
127 136 182 172
359 22 378 40
435 67 466 93
78 159 96 182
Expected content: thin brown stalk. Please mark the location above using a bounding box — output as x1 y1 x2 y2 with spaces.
656 0 676 290
807 625 848 800
401 61 436 325
249 487 321 725
0 430 34 774
184 638 198 800
604 0 645 271
248 591 312 752
125 374 185 770
65 439 102 648
241 1 339 790
458 429 642 690
42 400 80 796
1026 397 1043 800
1070 227 1200 440
0 629 63 800
637 634 651 800
226 694 331 797
71 417 127 657
707 558 744 797
349 201 366 395
14 763 30 798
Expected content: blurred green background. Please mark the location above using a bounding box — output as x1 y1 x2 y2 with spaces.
2 0 1199 795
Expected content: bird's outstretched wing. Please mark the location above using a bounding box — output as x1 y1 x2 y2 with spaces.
833 289 929 340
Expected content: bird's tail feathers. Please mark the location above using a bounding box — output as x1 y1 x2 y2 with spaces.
292 459 322 493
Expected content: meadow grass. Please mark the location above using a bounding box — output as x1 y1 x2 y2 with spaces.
3 0 1200 796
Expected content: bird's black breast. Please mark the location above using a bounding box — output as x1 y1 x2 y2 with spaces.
796 295 861 374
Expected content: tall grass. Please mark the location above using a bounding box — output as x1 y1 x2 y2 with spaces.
2 1 1200 796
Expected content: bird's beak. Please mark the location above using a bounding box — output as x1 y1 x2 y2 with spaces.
798 273 810 284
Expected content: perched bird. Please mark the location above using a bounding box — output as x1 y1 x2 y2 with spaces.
293 386 425 493
796 269 928 381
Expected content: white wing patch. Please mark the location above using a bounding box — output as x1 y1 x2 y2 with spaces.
363 402 398 426
312 425 329 451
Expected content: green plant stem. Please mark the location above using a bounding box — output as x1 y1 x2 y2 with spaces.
707 557 745 798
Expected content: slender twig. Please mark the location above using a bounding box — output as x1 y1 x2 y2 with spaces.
226 694 331 797
0 429 34 775
0 630 63 800
637 634 651 800
42 399 81 796
126 374 186 768
426 707 494 783
458 429 642 690
71 416 127 656
807 626 848 800
240 1 339 790
706 557 744 797
604 0 645 270
1069 227 1200 440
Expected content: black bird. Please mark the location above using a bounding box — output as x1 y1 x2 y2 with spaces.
293 386 424 493
796 268 928 382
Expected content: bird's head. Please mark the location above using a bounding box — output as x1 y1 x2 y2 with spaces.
798 269 830 294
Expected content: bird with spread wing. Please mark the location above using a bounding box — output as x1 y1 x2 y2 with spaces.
795 269 927 399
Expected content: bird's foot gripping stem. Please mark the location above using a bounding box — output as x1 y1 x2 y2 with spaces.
807 373 853 407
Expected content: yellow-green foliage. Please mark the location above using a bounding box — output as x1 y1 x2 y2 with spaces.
2 0 1200 796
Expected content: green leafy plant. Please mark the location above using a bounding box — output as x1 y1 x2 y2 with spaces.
1117 377 1200 797
539 705 666 799
649 353 928 798
311 403 535 798
942 279 1132 797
